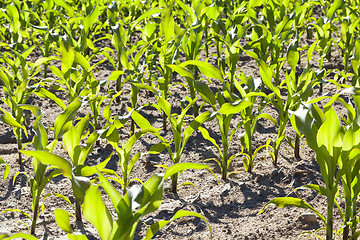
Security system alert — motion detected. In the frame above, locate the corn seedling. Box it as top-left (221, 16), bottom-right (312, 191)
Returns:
top-left (259, 38), bottom-right (317, 165)
top-left (55, 164), bottom-right (212, 239)
top-left (1, 105), bottom-right (60, 235)
top-left (260, 90), bottom-right (360, 240)
top-left (232, 76), bottom-right (277, 172)
top-left (21, 100), bottom-right (110, 222)
top-left (132, 97), bottom-right (215, 193)
top-left (0, 46), bottom-right (54, 165)
top-left (168, 60), bottom-right (223, 119)
top-left (194, 80), bottom-right (253, 178)
top-left (105, 123), bottom-right (159, 194)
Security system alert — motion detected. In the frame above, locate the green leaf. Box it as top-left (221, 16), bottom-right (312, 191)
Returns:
top-left (297, 184), bottom-right (327, 196)
top-left (194, 81), bottom-right (216, 108)
top-left (287, 40), bottom-right (299, 71)
top-left (68, 234), bottom-right (88, 240)
top-left (54, 0), bottom-right (74, 16)
top-left (289, 105), bottom-right (319, 151)
top-left (2, 233), bottom-right (39, 240)
top-left (54, 209), bottom-right (73, 233)
top-left (110, 173), bottom-right (165, 239)
top-left (145, 210), bottom-right (212, 240)
top-left (183, 111), bottom-right (214, 147)
top-left (127, 173), bottom-right (164, 212)
top-left (86, 3), bottom-right (100, 30)
top-left (63, 125), bottom-right (81, 165)
top-left (317, 107), bottom-right (342, 157)
top-left (73, 152), bottom-right (112, 177)
top-left (257, 113), bottom-right (277, 125)
top-left (60, 35), bottom-right (75, 74)
top-left (157, 97), bottom-right (171, 118)
top-left (0, 157), bottom-right (10, 181)
top-left (71, 175), bottom-right (91, 202)
top-left (198, 127), bottom-right (222, 157)
top-left (107, 70), bottom-right (125, 81)
top-left (161, 6), bottom-right (175, 42)
top-left (0, 107), bottom-right (25, 130)
top-left (33, 56), bottom-right (59, 70)
top-left (1, 209), bottom-right (32, 221)
top-left (167, 65), bottom-right (193, 79)
top-left (219, 100), bottom-right (252, 115)
top-left (180, 60), bottom-right (223, 81)
top-left (164, 163), bottom-right (211, 180)
top-left (20, 150), bottom-right (72, 178)
top-left (54, 100), bottom-right (82, 139)
top-left (98, 171), bottom-right (122, 215)
top-left (19, 105), bottom-right (42, 119)
top-left (259, 60), bottom-right (274, 91)
top-left (149, 142), bottom-right (168, 155)
top-left (83, 186), bottom-right (113, 240)
top-left (34, 88), bottom-right (67, 110)
top-left (327, 0), bottom-right (343, 19)
top-left (129, 107), bottom-right (160, 134)
top-left (131, 8), bottom-right (163, 29)
top-left (248, 0), bottom-right (264, 8)
top-left (75, 114), bottom-right (89, 136)
top-left (258, 197), bottom-right (325, 223)
top-left (74, 51), bottom-right (90, 71)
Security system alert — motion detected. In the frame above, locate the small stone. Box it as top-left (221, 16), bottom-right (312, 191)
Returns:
top-left (270, 169), bottom-right (278, 178)
top-left (299, 213), bottom-right (317, 224)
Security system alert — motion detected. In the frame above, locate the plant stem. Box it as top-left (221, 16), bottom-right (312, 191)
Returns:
top-left (351, 201), bottom-right (357, 237)
top-left (75, 200), bottom-right (82, 222)
top-left (31, 198), bottom-right (39, 235)
top-left (162, 111), bottom-right (167, 131)
top-left (44, 63), bottom-right (48, 78)
top-left (222, 147), bottom-right (228, 180)
top-left (326, 197), bottom-right (334, 240)
top-left (295, 133), bottom-right (300, 159)
top-left (130, 119), bottom-right (135, 136)
top-left (204, 18), bottom-right (209, 58)
top-left (16, 128), bottom-right (23, 165)
top-left (273, 148), bottom-right (279, 167)
top-left (116, 75), bottom-right (122, 103)
top-left (171, 173), bottom-right (178, 193)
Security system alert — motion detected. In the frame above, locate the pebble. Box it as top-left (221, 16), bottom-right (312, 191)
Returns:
top-left (270, 169), bottom-right (278, 178)
top-left (299, 212), bottom-right (317, 224)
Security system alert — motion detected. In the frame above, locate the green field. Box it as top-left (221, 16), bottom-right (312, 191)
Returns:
top-left (0, 0), bottom-right (359, 239)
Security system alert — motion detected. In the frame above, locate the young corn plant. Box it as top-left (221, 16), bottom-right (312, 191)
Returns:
top-left (1, 105), bottom-right (59, 235)
top-left (55, 165), bottom-right (212, 240)
top-left (232, 76), bottom-right (277, 172)
top-left (311, 1), bottom-right (343, 91)
top-left (104, 123), bottom-right (159, 194)
top-left (194, 81), bottom-right (252, 178)
top-left (0, 46), bottom-right (55, 165)
top-left (260, 91), bottom-right (360, 240)
top-left (168, 60), bottom-right (223, 118)
top-left (22, 106), bottom-right (59, 235)
top-left (49, 35), bottom-right (105, 102)
top-left (259, 39), bottom-right (317, 165)
top-left (3, 3), bottom-right (28, 50)
top-left (21, 100), bottom-right (110, 222)
top-left (132, 97), bottom-right (215, 193)
top-left (337, 5), bottom-right (360, 75)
